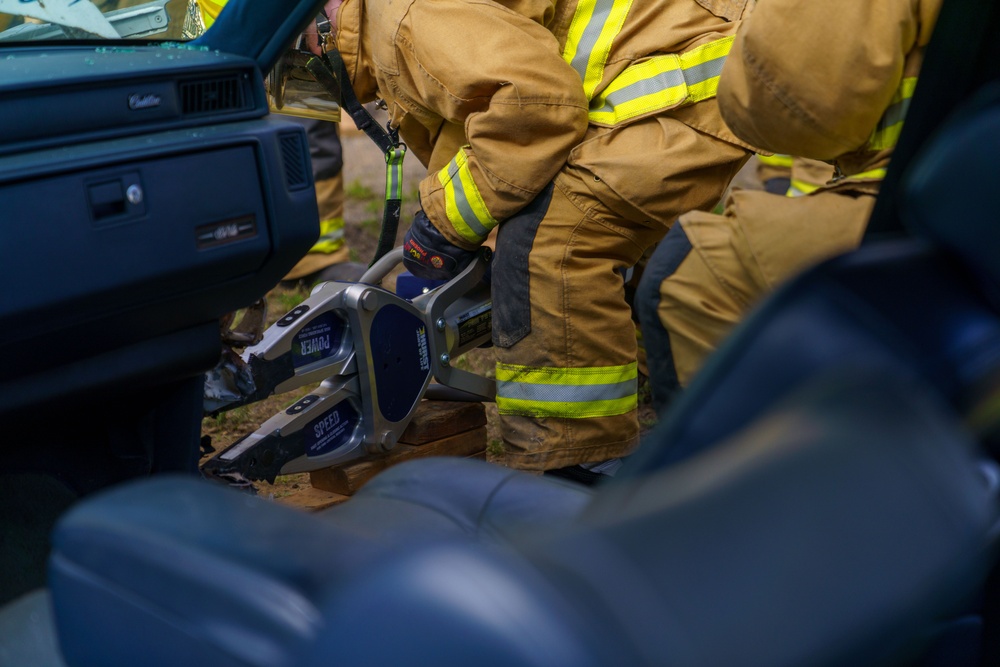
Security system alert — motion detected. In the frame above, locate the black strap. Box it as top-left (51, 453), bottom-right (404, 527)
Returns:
top-left (306, 51), bottom-right (405, 267)
top-left (314, 50), bottom-right (398, 154)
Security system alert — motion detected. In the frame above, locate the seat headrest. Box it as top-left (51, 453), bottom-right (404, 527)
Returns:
top-left (900, 83), bottom-right (1000, 300)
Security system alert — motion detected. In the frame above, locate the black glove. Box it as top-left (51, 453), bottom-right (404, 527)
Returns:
top-left (402, 210), bottom-right (477, 281)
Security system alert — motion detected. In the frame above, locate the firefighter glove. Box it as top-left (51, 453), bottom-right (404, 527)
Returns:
top-left (402, 211), bottom-right (476, 281)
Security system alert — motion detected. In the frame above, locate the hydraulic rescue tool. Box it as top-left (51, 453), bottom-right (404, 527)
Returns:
top-left (201, 247), bottom-right (495, 484)
top-left (199, 23), bottom-right (494, 485)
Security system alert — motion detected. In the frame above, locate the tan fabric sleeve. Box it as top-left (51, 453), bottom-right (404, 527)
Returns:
top-left (662, 185), bottom-right (876, 383)
top-left (791, 158), bottom-right (836, 191)
top-left (681, 185), bottom-right (876, 297)
top-left (335, 0), bottom-right (379, 103)
top-left (397, 0), bottom-right (589, 247)
top-left (727, 187), bottom-right (875, 287)
top-left (717, 0), bottom-right (925, 160)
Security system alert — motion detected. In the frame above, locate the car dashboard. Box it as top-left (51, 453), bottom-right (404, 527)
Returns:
top-left (0, 44), bottom-right (318, 418)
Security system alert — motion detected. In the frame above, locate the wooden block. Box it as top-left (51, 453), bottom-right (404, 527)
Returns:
top-left (310, 425), bottom-right (487, 496)
top-left (273, 486), bottom-right (350, 511)
top-left (399, 400), bottom-right (487, 445)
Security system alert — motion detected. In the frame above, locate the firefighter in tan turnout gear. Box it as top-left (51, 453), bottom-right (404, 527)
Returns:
top-left (324, 0), bottom-right (756, 479)
top-left (636, 0), bottom-right (941, 410)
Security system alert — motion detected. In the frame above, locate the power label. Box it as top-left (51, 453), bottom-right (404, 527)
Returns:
top-left (457, 301), bottom-right (492, 347)
top-left (291, 312), bottom-right (344, 369)
top-left (304, 401), bottom-right (360, 457)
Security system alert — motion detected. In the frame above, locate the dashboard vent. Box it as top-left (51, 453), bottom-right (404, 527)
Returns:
top-left (180, 75), bottom-right (248, 115)
top-left (279, 131), bottom-right (311, 191)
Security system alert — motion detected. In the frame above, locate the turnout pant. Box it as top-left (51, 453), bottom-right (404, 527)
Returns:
top-left (492, 116), bottom-right (749, 470)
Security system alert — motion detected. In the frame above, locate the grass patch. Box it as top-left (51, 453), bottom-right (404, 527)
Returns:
top-left (486, 438), bottom-right (505, 459)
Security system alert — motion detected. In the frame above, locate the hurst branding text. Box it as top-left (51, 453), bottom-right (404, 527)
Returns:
top-left (416, 326), bottom-right (429, 371)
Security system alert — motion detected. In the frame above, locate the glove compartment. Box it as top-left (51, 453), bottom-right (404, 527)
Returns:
top-left (0, 119), bottom-right (319, 412)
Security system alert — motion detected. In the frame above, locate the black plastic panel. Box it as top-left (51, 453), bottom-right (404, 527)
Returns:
top-left (0, 46), bottom-right (267, 158)
top-left (0, 117), bottom-right (319, 412)
top-left (4, 144), bottom-right (267, 332)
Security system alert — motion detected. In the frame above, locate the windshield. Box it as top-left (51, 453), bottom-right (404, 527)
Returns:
top-left (0, 0), bottom-right (202, 43)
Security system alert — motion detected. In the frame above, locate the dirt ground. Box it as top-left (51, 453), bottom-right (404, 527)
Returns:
top-left (201, 116), bottom-right (761, 498)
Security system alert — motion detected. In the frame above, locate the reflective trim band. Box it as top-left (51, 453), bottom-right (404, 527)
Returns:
top-left (868, 76), bottom-right (918, 151)
top-left (385, 146), bottom-right (406, 200)
top-left (436, 149), bottom-right (498, 245)
top-left (757, 153), bottom-right (794, 169)
top-left (589, 36), bottom-right (734, 126)
top-left (311, 217), bottom-right (345, 253)
top-left (562, 0), bottom-right (729, 124)
top-left (847, 168), bottom-right (888, 181)
top-left (786, 178), bottom-right (822, 197)
top-left (563, 0), bottom-right (634, 99)
top-left (495, 362), bottom-right (638, 419)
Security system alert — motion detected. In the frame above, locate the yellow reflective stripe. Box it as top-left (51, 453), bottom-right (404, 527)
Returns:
top-left (868, 76), bottom-right (918, 151)
top-left (310, 217), bottom-right (345, 253)
top-left (680, 36), bottom-right (733, 101)
top-left (436, 149), bottom-right (498, 245)
top-left (496, 362), bottom-right (637, 385)
top-left (495, 362), bottom-right (638, 419)
top-left (589, 55), bottom-right (687, 125)
top-left (847, 168), bottom-right (888, 181)
top-left (588, 36), bottom-right (734, 126)
top-left (757, 153), bottom-right (794, 169)
top-left (564, 0), bottom-right (634, 100)
top-left (385, 146), bottom-right (405, 200)
top-left (786, 178), bottom-right (822, 197)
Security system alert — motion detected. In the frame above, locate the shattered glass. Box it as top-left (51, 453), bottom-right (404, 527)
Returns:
top-left (0, 0), bottom-right (196, 42)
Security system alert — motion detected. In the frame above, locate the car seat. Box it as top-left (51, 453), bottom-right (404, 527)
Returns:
top-left (7, 0), bottom-right (1000, 664)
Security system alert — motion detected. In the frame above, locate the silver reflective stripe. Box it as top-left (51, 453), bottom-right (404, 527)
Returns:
top-left (588, 36), bottom-right (734, 125)
top-left (683, 56), bottom-right (727, 86)
top-left (497, 377), bottom-right (638, 403)
top-left (569, 0), bottom-right (614, 83)
top-left (879, 95), bottom-right (911, 133)
top-left (592, 54), bottom-right (726, 116)
top-left (445, 159), bottom-right (491, 239)
top-left (592, 69), bottom-right (683, 117)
